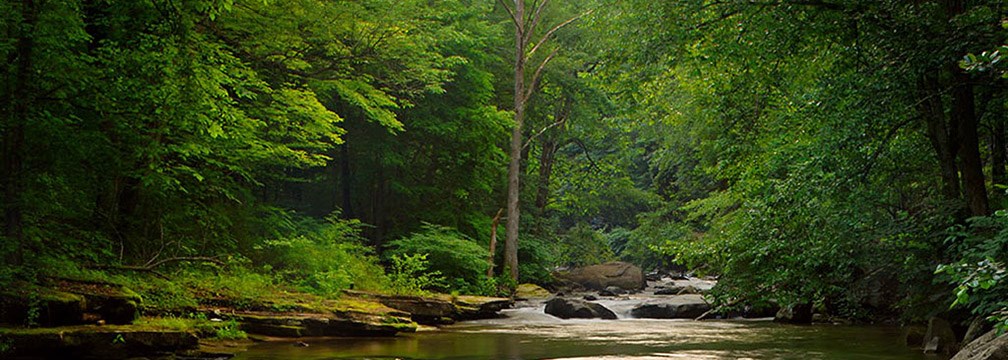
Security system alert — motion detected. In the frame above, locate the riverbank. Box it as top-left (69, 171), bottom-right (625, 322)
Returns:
top-left (0, 276), bottom-right (511, 359)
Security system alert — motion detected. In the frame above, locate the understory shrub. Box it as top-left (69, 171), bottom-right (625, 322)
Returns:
top-left (385, 224), bottom-right (490, 294)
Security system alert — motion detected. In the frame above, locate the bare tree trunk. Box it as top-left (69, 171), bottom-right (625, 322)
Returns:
top-left (3, 0), bottom-right (37, 265)
top-left (535, 139), bottom-right (558, 213)
top-left (340, 143), bottom-right (353, 218)
top-left (919, 73), bottom-right (962, 201)
top-left (488, 208), bottom-right (503, 278)
top-left (504, 0), bottom-right (526, 283)
top-left (952, 68), bottom-right (989, 216)
top-left (990, 102), bottom-right (1006, 188)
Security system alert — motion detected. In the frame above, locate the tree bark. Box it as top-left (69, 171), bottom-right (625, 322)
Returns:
top-left (504, 0), bottom-right (526, 283)
top-left (952, 68), bottom-right (990, 216)
top-left (919, 73), bottom-right (961, 201)
top-left (990, 107), bottom-right (1006, 188)
top-left (535, 139), bottom-right (558, 213)
top-left (487, 208), bottom-right (503, 278)
top-left (340, 143), bottom-right (353, 218)
top-left (3, 0), bottom-right (37, 265)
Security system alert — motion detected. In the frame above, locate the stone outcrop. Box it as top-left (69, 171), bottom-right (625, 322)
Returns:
top-left (352, 292), bottom-right (512, 325)
top-left (952, 329), bottom-right (1008, 360)
top-left (514, 283), bottom-right (552, 299)
top-left (232, 310), bottom-right (415, 337)
top-left (0, 326), bottom-right (199, 359)
top-left (0, 280), bottom-right (140, 327)
top-left (555, 262), bottom-right (645, 291)
top-left (544, 298), bottom-right (617, 320)
top-left (630, 295), bottom-right (711, 319)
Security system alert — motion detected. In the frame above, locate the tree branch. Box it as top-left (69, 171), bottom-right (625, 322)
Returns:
top-left (527, 9), bottom-right (592, 59)
top-left (88, 256), bottom-right (225, 273)
top-left (524, 0), bottom-right (552, 45)
top-left (496, 0), bottom-right (521, 30)
top-left (524, 48), bottom-right (558, 103)
top-left (570, 138), bottom-right (601, 172)
top-left (523, 117), bottom-right (567, 151)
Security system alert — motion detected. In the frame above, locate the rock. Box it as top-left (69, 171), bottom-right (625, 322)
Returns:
top-left (555, 262), bottom-right (645, 291)
top-left (364, 292), bottom-right (512, 325)
top-left (774, 303), bottom-right (813, 324)
top-left (583, 295), bottom-right (598, 301)
top-left (604, 286), bottom-right (626, 296)
top-left (451, 295), bottom-right (513, 321)
top-left (951, 329), bottom-right (1008, 360)
top-left (630, 295), bottom-right (711, 319)
top-left (544, 298), bottom-right (617, 320)
top-left (654, 285), bottom-right (703, 295)
top-left (234, 311), bottom-right (416, 337)
top-left (374, 295), bottom-right (458, 325)
top-left (1, 280), bottom-right (140, 326)
top-left (924, 317), bottom-right (959, 355)
top-left (515, 283), bottom-right (552, 299)
top-left (0, 326), bottom-right (199, 359)
top-left (598, 289), bottom-right (616, 297)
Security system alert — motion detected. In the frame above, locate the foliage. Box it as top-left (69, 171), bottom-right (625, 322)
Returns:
top-left (387, 253), bottom-right (445, 296)
top-left (252, 215), bottom-right (386, 296)
top-left (385, 224), bottom-right (489, 294)
top-left (214, 319), bottom-right (247, 340)
top-left (557, 223), bottom-right (613, 268)
top-left (937, 212), bottom-right (1008, 331)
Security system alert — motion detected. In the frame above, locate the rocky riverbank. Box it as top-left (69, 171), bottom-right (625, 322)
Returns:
top-left (0, 279), bottom-right (511, 359)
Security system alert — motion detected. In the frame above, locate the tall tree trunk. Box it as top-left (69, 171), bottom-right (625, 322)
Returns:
top-left (535, 139), bottom-right (558, 213)
top-left (340, 143), bottom-right (353, 218)
top-left (3, 0), bottom-right (37, 265)
top-left (952, 68), bottom-right (990, 216)
top-left (919, 73), bottom-right (961, 201)
top-left (990, 101), bottom-right (1006, 188)
top-left (504, 0), bottom-right (526, 283)
top-left (487, 208), bottom-right (503, 278)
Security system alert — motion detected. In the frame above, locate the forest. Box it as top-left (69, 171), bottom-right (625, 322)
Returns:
top-left (1, 0), bottom-right (1008, 357)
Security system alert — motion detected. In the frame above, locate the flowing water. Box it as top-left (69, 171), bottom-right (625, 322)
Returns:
top-left (232, 303), bottom-right (946, 360)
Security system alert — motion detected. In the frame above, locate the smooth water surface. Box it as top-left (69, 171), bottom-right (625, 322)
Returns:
top-left (232, 305), bottom-right (944, 360)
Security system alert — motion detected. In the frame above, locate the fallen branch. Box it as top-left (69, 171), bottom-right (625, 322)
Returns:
top-left (88, 256), bottom-right (225, 275)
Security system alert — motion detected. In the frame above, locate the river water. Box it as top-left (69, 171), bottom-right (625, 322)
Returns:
top-left (232, 303), bottom-right (946, 360)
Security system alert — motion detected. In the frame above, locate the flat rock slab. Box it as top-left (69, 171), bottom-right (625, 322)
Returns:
top-left (344, 291), bottom-right (512, 325)
top-left (0, 325), bottom-right (198, 359)
top-left (229, 309), bottom-right (416, 338)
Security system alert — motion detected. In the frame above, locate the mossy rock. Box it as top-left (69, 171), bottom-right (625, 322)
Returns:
top-left (0, 325), bottom-right (198, 359)
top-left (514, 283), bottom-right (552, 299)
top-left (0, 289), bottom-right (86, 327)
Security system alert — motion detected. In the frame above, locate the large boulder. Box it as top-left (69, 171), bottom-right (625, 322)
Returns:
top-left (924, 317), bottom-right (959, 355)
top-left (630, 295), bottom-right (711, 319)
top-left (556, 262), bottom-right (645, 291)
top-left (544, 298), bottom-right (617, 320)
top-left (952, 329), bottom-right (1008, 360)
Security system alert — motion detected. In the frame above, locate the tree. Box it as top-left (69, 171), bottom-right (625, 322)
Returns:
top-left (497, 0), bottom-right (587, 282)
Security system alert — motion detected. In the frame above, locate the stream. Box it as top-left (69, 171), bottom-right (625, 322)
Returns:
top-left (233, 278), bottom-right (947, 360)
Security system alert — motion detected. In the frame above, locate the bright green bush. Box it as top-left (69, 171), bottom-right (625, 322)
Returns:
top-left (937, 212), bottom-right (1008, 332)
top-left (387, 253), bottom-right (445, 295)
top-left (252, 216), bottom-right (387, 296)
top-left (385, 224), bottom-right (489, 294)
